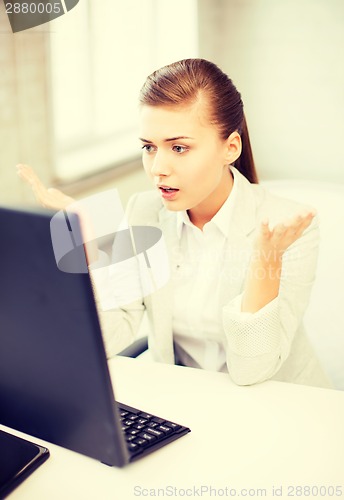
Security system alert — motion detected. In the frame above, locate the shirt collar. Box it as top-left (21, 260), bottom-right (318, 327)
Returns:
top-left (176, 166), bottom-right (238, 239)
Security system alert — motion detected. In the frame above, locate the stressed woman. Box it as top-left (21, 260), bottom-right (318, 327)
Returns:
top-left (17, 58), bottom-right (331, 388)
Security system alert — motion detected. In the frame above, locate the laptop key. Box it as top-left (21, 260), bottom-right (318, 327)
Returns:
top-left (152, 417), bottom-right (165, 424)
top-left (167, 422), bottom-right (181, 431)
top-left (137, 418), bottom-right (148, 424)
top-left (134, 423), bottom-right (146, 430)
top-left (138, 432), bottom-right (157, 442)
top-left (138, 412), bottom-right (153, 419)
top-left (123, 420), bottom-right (135, 426)
top-left (157, 425), bottom-right (173, 434)
top-left (146, 428), bottom-right (164, 438)
top-left (134, 438), bottom-right (148, 447)
top-left (147, 421), bottom-right (159, 428)
top-left (128, 428), bottom-right (140, 435)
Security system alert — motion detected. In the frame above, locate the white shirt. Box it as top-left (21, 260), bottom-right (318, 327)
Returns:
top-left (172, 167), bottom-right (238, 371)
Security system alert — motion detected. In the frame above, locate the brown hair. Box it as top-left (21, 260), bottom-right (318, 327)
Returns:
top-left (139, 58), bottom-right (258, 184)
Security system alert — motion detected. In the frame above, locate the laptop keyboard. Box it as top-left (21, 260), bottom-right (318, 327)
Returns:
top-left (118, 402), bottom-right (190, 459)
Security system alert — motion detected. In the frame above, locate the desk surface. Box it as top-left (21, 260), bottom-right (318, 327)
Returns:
top-left (2, 357), bottom-right (344, 500)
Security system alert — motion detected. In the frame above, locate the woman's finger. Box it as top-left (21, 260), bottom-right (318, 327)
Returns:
top-left (289, 211), bottom-right (315, 235)
top-left (17, 164), bottom-right (41, 185)
top-left (260, 219), bottom-right (271, 237)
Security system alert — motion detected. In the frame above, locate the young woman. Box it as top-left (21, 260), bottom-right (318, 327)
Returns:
top-left (17, 58), bottom-right (331, 388)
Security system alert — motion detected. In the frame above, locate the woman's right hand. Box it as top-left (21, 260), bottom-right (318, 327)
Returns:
top-left (17, 164), bottom-right (100, 264)
top-left (16, 163), bottom-right (75, 210)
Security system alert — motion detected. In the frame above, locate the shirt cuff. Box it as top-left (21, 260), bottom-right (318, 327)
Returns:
top-left (223, 294), bottom-right (280, 357)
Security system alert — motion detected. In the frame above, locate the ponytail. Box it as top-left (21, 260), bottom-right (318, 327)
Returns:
top-left (235, 115), bottom-right (258, 184)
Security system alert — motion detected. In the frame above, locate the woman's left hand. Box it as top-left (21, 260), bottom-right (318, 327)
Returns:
top-left (242, 210), bottom-right (316, 313)
top-left (254, 210), bottom-right (316, 261)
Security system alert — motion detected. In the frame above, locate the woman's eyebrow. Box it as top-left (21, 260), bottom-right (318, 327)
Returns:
top-left (165, 136), bottom-right (195, 142)
top-left (139, 136), bottom-right (195, 143)
top-left (139, 138), bottom-right (153, 143)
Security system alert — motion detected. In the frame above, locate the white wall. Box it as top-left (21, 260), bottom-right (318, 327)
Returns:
top-left (199, 0), bottom-right (344, 182)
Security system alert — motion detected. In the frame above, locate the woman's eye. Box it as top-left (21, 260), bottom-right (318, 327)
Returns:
top-left (141, 144), bottom-right (156, 153)
top-left (172, 145), bottom-right (188, 154)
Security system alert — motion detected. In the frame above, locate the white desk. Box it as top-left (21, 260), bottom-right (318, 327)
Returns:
top-left (2, 356), bottom-right (344, 500)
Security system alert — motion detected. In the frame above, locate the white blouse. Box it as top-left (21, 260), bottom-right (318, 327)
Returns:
top-left (172, 168), bottom-right (238, 371)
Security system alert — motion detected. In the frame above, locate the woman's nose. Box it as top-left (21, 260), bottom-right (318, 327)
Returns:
top-left (150, 152), bottom-right (171, 177)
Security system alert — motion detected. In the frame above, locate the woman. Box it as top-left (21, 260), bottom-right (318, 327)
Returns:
top-left (17, 58), bottom-right (331, 388)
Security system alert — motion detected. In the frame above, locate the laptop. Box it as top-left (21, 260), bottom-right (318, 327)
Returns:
top-left (0, 205), bottom-right (190, 467)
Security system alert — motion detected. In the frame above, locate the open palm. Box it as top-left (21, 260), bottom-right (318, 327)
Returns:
top-left (17, 164), bottom-right (75, 210)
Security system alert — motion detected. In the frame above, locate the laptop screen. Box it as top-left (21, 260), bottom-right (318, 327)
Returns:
top-left (0, 206), bottom-right (129, 466)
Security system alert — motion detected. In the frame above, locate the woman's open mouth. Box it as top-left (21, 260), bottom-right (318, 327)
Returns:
top-left (158, 186), bottom-right (179, 200)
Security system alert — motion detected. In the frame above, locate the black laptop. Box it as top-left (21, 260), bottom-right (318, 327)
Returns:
top-left (0, 205), bottom-right (190, 467)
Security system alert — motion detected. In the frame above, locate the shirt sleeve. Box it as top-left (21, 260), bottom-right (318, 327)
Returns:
top-left (222, 216), bottom-right (320, 385)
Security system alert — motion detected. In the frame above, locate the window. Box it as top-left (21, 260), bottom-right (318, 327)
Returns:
top-left (48, 0), bottom-right (198, 182)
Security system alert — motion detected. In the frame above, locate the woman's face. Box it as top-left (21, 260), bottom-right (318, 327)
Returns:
top-left (139, 100), bottom-right (240, 224)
